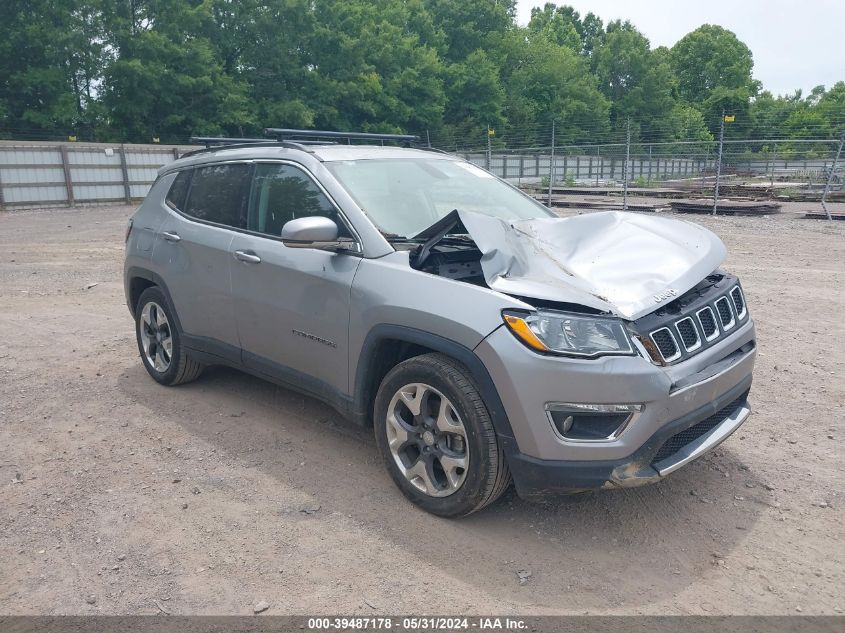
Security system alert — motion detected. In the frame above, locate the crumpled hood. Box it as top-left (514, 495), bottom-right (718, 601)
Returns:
top-left (458, 210), bottom-right (726, 320)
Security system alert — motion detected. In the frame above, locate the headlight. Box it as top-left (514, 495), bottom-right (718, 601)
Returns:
top-left (502, 309), bottom-right (635, 358)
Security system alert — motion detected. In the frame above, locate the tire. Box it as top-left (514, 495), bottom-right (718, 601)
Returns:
top-left (373, 353), bottom-right (511, 517)
top-left (135, 286), bottom-right (203, 386)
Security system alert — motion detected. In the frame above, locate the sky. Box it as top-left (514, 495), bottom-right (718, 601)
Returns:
top-left (515, 0), bottom-right (844, 97)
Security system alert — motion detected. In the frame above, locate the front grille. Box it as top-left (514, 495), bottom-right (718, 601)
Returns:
top-left (715, 296), bottom-right (735, 329)
top-left (676, 317), bottom-right (700, 351)
top-left (638, 279), bottom-right (749, 365)
top-left (652, 391), bottom-right (749, 464)
top-left (697, 307), bottom-right (718, 341)
top-left (731, 286), bottom-right (746, 318)
top-left (650, 328), bottom-right (680, 361)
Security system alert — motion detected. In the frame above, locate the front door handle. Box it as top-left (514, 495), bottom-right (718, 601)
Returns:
top-left (162, 231), bottom-right (181, 242)
top-left (234, 250), bottom-right (262, 264)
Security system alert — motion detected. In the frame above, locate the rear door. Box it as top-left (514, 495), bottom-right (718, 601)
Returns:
top-left (229, 161), bottom-right (362, 396)
top-left (154, 163), bottom-right (251, 351)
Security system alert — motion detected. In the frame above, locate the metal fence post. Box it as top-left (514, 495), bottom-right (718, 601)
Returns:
top-left (59, 145), bottom-right (74, 207)
top-left (486, 125), bottom-right (491, 171)
top-left (596, 146), bottom-right (601, 185)
top-left (623, 119), bottom-right (631, 210)
top-left (0, 162), bottom-right (6, 211)
top-left (713, 110), bottom-right (726, 216)
top-left (769, 143), bottom-right (777, 188)
top-left (648, 145), bottom-right (653, 183)
top-left (821, 131), bottom-right (844, 221)
top-left (119, 144), bottom-right (131, 203)
top-left (548, 120), bottom-right (555, 206)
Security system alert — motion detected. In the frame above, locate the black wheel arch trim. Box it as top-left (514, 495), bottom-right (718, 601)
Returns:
top-left (352, 324), bottom-right (517, 444)
top-left (125, 266), bottom-right (183, 329)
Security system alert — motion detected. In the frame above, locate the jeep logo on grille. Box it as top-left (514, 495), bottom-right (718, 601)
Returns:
top-left (653, 288), bottom-right (679, 303)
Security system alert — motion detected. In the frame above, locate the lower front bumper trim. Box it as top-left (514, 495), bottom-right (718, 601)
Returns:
top-left (653, 404), bottom-right (751, 476)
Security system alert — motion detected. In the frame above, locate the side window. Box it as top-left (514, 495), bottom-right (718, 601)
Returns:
top-left (248, 163), bottom-right (350, 238)
top-left (165, 170), bottom-right (191, 211)
top-left (184, 163), bottom-right (250, 228)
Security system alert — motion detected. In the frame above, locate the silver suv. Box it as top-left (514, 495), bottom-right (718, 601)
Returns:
top-left (124, 131), bottom-right (756, 517)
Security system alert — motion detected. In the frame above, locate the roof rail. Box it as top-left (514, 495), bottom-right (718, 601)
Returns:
top-left (265, 128), bottom-right (418, 145)
top-left (190, 136), bottom-right (267, 146)
top-left (182, 136), bottom-right (333, 158)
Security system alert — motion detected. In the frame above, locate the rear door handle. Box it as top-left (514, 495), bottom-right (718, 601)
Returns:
top-left (234, 250), bottom-right (261, 264)
top-left (162, 231), bottom-right (181, 242)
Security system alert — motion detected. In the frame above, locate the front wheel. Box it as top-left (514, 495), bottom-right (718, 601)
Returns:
top-left (374, 353), bottom-right (511, 517)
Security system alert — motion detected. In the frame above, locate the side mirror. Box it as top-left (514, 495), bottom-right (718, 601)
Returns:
top-left (281, 216), bottom-right (358, 252)
top-left (281, 216), bottom-right (338, 242)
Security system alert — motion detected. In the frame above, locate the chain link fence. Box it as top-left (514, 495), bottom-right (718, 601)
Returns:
top-left (1, 125), bottom-right (843, 217)
top-left (425, 123), bottom-right (845, 219)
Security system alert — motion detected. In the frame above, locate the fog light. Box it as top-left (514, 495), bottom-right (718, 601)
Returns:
top-left (546, 403), bottom-right (643, 442)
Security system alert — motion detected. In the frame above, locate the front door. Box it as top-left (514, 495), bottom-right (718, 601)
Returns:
top-left (229, 162), bottom-right (361, 396)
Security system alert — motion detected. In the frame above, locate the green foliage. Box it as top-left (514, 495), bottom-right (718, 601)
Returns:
top-left (670, 25), bottom-right (759, 105)
top-left (99, 0), bottom-right (252, 142)
top-left (0, 0), bottom-right (105, 137)
top-left (0, 1), bottom-right (840, 147)
top-left (592, 21), bottom-right (679, 136)
top-left (528, 4), bottom-right (582, 51)
top-left (502, 30), bottom-right (609, 144)
top-left (669, 24), bottom-right (762, 135)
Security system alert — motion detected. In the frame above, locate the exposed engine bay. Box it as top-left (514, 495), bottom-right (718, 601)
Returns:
top-left (405, 209), bottom-right (728, 321)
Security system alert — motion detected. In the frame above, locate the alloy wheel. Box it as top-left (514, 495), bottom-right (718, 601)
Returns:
top-left (139, 301), bottom-right (172, 373)
top-left (385, 383), bottom-right (469, 497)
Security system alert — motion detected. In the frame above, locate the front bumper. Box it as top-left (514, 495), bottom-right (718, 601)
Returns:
top-left (475, 317), bottom-right (756, 499)
top-left (505, 377), bottom-right (751, 499)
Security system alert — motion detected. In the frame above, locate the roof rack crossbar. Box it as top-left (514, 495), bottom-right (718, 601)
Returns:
top-left (264, 128), bottom-right (418, 143)
top-left (182, 136), bottom-right (339, 158)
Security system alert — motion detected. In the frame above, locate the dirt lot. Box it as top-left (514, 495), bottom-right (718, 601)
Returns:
top-left (1, 203), bottom-right (843, 616)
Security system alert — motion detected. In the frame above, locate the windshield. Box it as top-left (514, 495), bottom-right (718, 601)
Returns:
top-left (325, 158), bottom-right (552, 238)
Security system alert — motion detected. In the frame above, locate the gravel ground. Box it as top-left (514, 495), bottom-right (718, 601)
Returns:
top-left (0, 203), bottom-right (843, 616)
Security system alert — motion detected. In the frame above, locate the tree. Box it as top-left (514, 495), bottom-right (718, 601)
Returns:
top-left (670, 25), bottom-right (758, 103)
top-left (422, 0), bottom-right (515, 62)
top-left (670, 24), bottom-right (759, 130)
top-left (443, 50), bottom-right (506, 139)
top-left (502, 31), bottom-right (609, 144)
top-left (528, 3), bottom-right (582, 51)
top-left (816, 82), bottom-right (845, 131)
top-left (308, 0), bottom-right (446, 131)
top-left (100, 1), bottom-right (251, 142)
top-left (592, 22), bottom-right (676, 134)
top-left (0, 0), bottom-right (105, 138)
top-left (580, 12), bottom-right (605, 58)
top-left (209, 0), bottom-right (319, 131)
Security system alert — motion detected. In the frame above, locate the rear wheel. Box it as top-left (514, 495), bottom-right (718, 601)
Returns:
top-left (374, 353), bottom-right (510, 517)
top-left (135, 287), bottom-right (203, 386)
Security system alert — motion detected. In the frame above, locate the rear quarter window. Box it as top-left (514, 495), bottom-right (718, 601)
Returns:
top-left (165, 170), bottom-right (191, 211)
top-left (183, 163), bottom-right (250, 228)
